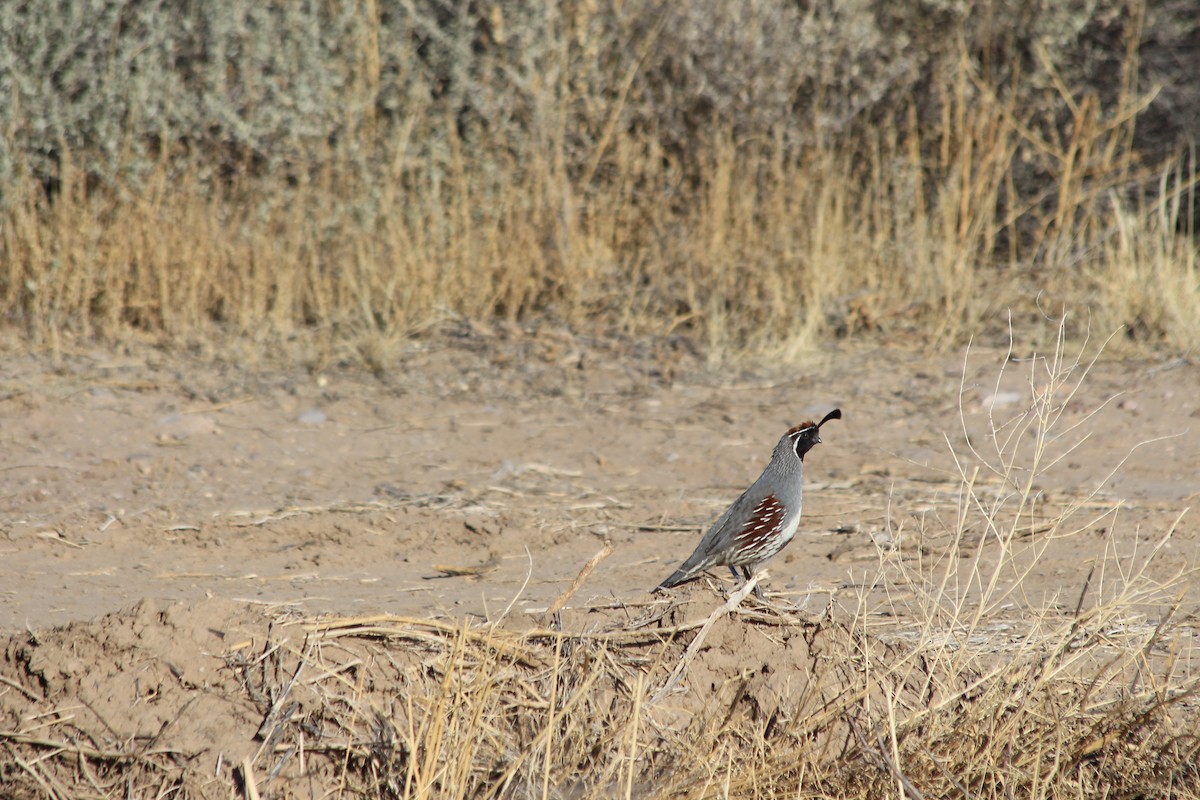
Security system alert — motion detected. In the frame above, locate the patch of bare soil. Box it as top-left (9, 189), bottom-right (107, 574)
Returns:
top-left (1, 327), bottom-right (1197, 797)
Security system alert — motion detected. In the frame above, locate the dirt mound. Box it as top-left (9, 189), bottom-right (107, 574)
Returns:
top-left (1, 599), bottom-right (271, 796)
top-left (3, 576), bottom-right (1197, 797)
top-left (0, 592), bottom-right (950, 798)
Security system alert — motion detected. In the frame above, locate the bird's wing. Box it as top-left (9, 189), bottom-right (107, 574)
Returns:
top-left (686, 482), bottom-right (772, 563)
top-left (728, 493), bottom-right (786, 553)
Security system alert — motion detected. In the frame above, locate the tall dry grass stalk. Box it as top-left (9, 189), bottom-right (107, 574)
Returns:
top-left (2, 1), bottom-right (1197, 364)
top-left (1089, 166), bottom-right (1200, 351)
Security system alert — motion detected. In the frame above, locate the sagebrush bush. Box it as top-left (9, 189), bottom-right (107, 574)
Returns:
top-left (1, 0), bottom-right (1197, 359)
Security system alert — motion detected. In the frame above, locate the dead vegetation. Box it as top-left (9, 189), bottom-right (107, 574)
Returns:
top-left (1, 1), bottom-right (1199, 365)
top-left (1, 562), bottom-right (1194, 799)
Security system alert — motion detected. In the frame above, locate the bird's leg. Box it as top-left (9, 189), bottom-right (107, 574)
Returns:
top-left (723, 566), bottom-right (743, 599)
top-left (740, 566), bottom-right (765, 601)
top-left (704, 566), bottom-right (738, 598)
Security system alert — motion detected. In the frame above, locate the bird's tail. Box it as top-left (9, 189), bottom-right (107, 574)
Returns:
top-left (654, 562), bottom-right (705, 592)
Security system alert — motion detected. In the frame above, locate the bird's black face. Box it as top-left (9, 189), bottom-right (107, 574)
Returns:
top-left (790, 426), bottom-right (821, 460)
top-left (787, 408), bottom-right (841, 461)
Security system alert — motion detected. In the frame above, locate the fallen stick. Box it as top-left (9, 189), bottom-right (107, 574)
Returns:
top-left (649, 572), bottom-right (761, 705)
top-left (431, 552), bottom-right (500, 578)
top-left (239, 757), bottom-right (261, 800)
top-left (544, 539), bottom-right (614, 622)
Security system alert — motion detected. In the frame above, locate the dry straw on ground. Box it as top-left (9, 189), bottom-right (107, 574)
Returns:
top-left (1, 326), bottom-right (1196, 798)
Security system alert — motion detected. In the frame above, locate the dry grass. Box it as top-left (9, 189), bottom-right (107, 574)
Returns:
top-left (1, 1), bottom-right (1198, 366)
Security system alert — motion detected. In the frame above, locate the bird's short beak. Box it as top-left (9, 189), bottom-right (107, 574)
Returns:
top-left (815, 433), bottom-right (822, 445)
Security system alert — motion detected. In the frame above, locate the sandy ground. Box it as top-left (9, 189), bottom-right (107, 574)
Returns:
top-left (3, 329), bottom-right (1196, 628)
top-left (1, 326), bottom-right (1197, 795)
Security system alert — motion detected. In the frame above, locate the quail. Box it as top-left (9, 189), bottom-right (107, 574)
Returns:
top-left (655, 408), bottom-right (842, 598)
